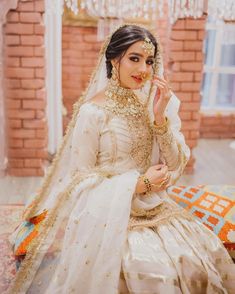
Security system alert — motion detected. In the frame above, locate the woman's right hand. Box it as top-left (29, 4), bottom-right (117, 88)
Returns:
top-left (135, 164), bottom-right (169, 194)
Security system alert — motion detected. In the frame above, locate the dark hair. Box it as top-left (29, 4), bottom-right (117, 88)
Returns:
top-left (105, 25), bottom-right (158, 78)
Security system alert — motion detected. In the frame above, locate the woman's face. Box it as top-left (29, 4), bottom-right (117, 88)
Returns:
top-left (113, 40), bottom-right (155, 90)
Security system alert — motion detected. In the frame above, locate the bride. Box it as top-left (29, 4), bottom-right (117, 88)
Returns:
top-left (9, 24), bottom-right (234, 294)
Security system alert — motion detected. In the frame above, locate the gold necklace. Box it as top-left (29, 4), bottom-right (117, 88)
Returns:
top-left (104, 82), bottom-right (153, 171)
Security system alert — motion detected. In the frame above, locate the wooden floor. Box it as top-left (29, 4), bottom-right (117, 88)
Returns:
top-left (0, 139), bottom-right (235, 205)
top-left (179, 139), bottom-right (235, 186)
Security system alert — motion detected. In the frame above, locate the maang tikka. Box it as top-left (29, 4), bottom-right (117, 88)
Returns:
top-left (142, 37), bottom-right (155, 56)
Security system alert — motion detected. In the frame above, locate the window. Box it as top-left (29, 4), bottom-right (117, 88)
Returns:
top-left (202, 19), bottom-right (235, 110)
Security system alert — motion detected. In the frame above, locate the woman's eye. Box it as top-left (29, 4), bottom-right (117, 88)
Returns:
top-left (129, 56), bottom-right (139, 62)
top-left (146, 59), bottom-right (154, 65)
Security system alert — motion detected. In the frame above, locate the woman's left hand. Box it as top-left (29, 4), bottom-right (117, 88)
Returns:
top-left (152, 75), bottom-right (172, 124)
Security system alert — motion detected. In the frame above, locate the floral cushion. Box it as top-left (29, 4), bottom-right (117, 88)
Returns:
top-left (168, 185), bottom-right (235, 258)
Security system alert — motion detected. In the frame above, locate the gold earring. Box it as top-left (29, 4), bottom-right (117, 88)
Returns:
top-left (111, 66), bottom-right (118, 85)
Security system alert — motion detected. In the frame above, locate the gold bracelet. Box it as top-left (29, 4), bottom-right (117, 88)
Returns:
top-left (139, 175), bottom-right (152, 193)
top-left (151, 174), bottom-right (170, 189)
top-left (153, 117), bottom-right (169, 135)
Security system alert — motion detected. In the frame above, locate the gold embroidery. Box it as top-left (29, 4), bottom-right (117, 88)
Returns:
top-left (104, 82), bottom-right (153, 171)
top-left (129, 201), bottom-right (194, 230)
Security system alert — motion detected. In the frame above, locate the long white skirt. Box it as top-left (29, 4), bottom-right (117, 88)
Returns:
top-left (119, 217), bottom-right (235, 294)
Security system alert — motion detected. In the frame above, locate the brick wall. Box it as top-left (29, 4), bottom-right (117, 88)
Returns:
top-left (170, 17), bottom-right (206, 173)
top-left (200, 113), bottom-right (235, 138)
top-left (4, 0), bottom-right (47, 176)
top-left (62, 26), bottom-right (102, 126)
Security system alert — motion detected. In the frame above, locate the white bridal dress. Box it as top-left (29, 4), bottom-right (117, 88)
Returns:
top-left (10, 99), bottom-right (235, 294)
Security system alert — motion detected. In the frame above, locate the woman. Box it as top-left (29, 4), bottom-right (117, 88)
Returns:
top-left (9, 24), bottom-right (234, 294)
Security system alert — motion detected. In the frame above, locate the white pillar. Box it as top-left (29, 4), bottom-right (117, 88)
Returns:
top-left (0, 0), bottom-right (19, 177)
top-left (45, 0), bottom-right (63, 155)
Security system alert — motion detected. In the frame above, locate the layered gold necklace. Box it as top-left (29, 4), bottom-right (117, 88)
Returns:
top-left (104, 81), bottom-right (153, 171)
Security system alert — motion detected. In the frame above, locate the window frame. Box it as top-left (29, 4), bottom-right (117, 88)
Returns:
top-left (202, 20), bottom-right (235, 112)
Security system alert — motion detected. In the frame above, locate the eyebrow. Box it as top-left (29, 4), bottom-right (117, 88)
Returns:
top-left (128, 52), bottom-right (154, 58)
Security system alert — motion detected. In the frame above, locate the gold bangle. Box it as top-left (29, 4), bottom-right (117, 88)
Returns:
top-left (153, 117), bottom-right (169, 135)
top-left (151, 174), bottom-right (170, 189)
top-left (139, 175), bottom-right (152, 193)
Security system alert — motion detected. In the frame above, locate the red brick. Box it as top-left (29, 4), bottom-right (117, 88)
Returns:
top-left (171, 72), bottom-right (193, 82)
top-left (35, 88), bottom-right (46, 99)
top-left (37, 168), bottom-right (45, 176)
top-left (169, 61), bottom-right (180, 72)
top-left (8, 109), bottom-right (35, 119)
top-left (192, 112), bottom-right (200, 120)
top-left (196, 52), bottom-right (204, 61)
top-left (5, 23), bottom-right (34, 35)
top-left (170, 51), bottom-right (195, 61)
top-left (7, 12), bottom-right (19, 23)
top-left (63, 65), bottom-right (83, 74)
top-left (10, 129), bottom-right (35, 139)
top-left (171, 30), bottom-right (197, 40)
top-left (8, 139), bottom-right (24, 148)
top-left (35, 0), bottom-right (45, 12)
top-left (202, 116), bottom-right (219, 125)
top-left (24, 139), bottom-right (46, 148)
top-left (36, 129), bottom-right (47, 139)
top-left (170, 82), bottom-right (181, 91)
top-left (36, 110), bottom-right (45, 119)
top-left (20, 12), bottom-right (41, 23)
top-left (6, 68), bottom-right (34, 78)
top-left (36, 150), bottom-right (48, 159)
top-left (184, 41), bottom-right (203, 51)
top-left (34, 24), bottom-right (45, 35)
top-left (8, 148), bottom-right (36, 158)
top-left (34, 47), bottom-right (45, 57)
top-left (21, 79), bottom-right (44, 89)
top-left (7, 46), bottom-right (34, 57)
top-left (182, 121), bottom-right (199, 131)
top-left (8, 159), bottom-right (24, 168)
top-left (190, 131), bottom-right (200, 139)
top-left (6, 99), bottom-right (21, 109)
top-left (35, 68), bottom-right (45, 78)
top-left (23, 119), bottom-right (46, 129)
top-left (5, 57), bottom-right (20, 67)
top-left (21, 35), bottom-right (44, 46)
top-left (22, 100), bottom-right (46, 109)
top-left (198, 30), bottom-right (205, 40)
top-left (17, 2), bottom-right (34, 12)
top-left (5, 35), bottom-right (20, 45)
top-left (222, 116), bottom-right (233, 125)
top-left (8, 119), bottom-right (22, 128)
top-left (192, 93), bottom-right (201, 102)
top-left (179, 111), bottom-right (191, 120)
top-left (83, 35), bottom-right (99, 43)
top-left (8, 168), bottom-right (38, 177)
top-left (5, 79), bottom-right (21, 89)
top-left (170, 40), bottom-right (184, 51)
top-left (24, 159), bottom-right (42, 167)
top-left (181, 102), bottom-right (200, 111)
top-left (195, 72), bottom-right (203, 82)
top-left (181, 62), bottom-right (203, 72)
top-left (21, 57), bottom-right (44, 67)
top-left (181, 82), bottom-right (201, 92)
top-left (92, 43), bottom-right (102, 51)
top-left (7, 89), bottom-right (35, 99)
top-left (176, 92), bottom-right (192, 102)
top-left (185, 19), bottom-right (206, 30)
